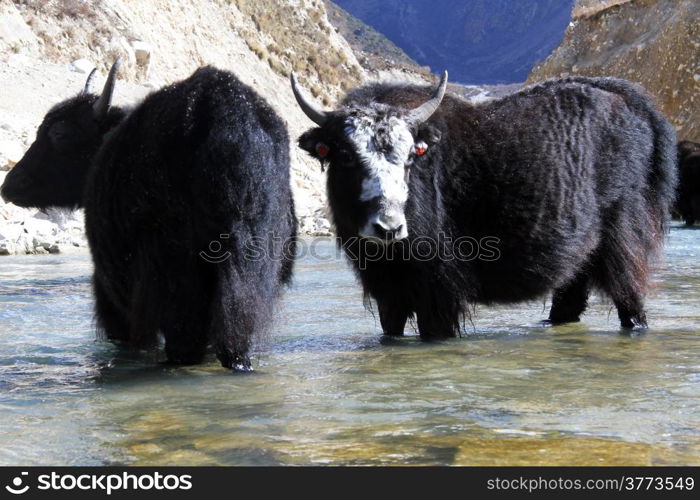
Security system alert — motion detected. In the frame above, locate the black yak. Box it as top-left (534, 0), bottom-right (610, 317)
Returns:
top-left (675, 140), bottom-right (700, 226)
top-left (291, 72), bottom-right (677, 335)
top-left (1, 62), bottom-right (296, 370)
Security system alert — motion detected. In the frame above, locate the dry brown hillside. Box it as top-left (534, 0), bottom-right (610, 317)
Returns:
top-left (1, 0), bottom-right (371, 246)
top-left (528, 0), bottom-right (699, 142)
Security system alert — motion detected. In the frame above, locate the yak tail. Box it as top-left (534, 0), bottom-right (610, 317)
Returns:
top-left (571, 77), bottom-right (678, 235)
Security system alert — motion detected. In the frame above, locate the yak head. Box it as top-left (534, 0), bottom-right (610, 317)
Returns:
top-left (292, 72), bottom-right (447, 243)
top-left (1, 60), bottom-right (123, 209)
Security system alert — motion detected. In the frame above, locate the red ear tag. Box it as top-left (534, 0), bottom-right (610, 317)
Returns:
top-left (415, 145), bottom-right (427, 156)
top-left (316, 142), bottom-right (330, 158)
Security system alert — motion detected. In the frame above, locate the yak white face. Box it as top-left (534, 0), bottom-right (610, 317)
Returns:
top-left (291, 70), bottom-right (448, 244)
top-left (345, 113), bottom-right (414, 242)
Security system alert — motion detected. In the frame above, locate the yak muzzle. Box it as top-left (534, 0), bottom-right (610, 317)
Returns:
top-left (1, 168), bottom-right (34, 206)
top-left (360, 211), bottom-right (408, 243)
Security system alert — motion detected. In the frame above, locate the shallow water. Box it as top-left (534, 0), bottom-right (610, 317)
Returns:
top-left (0, 229), bottom-right (699, 466)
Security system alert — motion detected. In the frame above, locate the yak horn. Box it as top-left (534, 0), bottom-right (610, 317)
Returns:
top-left (290, 72), bottom-right (329, 126)
top-left (407, 71), bottom-right (448, 125)
top-left (93, 59), bottom-right (122, 119)
top-left (83, 68), bottom-right (98, 94)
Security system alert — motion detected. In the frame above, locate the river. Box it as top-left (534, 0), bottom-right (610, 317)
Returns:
top-left (0, 230), bottom-right (698, 465)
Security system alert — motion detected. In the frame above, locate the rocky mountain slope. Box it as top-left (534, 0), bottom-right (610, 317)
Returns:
top-left (528, 0), bottom-right (699, 142)
top-left (0, 0), bottom-right (368, 254)
top-left (330, 0), bottom-right (574, 84)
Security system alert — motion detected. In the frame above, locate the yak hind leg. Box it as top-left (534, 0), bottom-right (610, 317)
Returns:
top-left (93, 277), bottom-right (130, 343)
top-left (160, 290), bottom-right (209, 365)
top-left (548, 273), bottom-right (590, 324)
top-left (212, 299), bottom-right (256, 372)
top-left (377, 297), bottom-right (410, 336)
top-left (163, 326), bottom-right (208, 366)
top-left (613, 297), bottom-right (647, 329)
top-left (210, 265), bottom-right (269, 372)
top-left (212, 305), bottom-right (254, 373)
top-left (595, 242), bottom-right (649, 330)
top-left (162, 301), bottom-right (209, 366)
top-left (159, 267), bottom-right (209, 365)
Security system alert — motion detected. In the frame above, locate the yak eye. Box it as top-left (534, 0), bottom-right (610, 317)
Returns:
top-left (48, 122), bottom-right (70, 144)
top-left (334, 147), bottom-right (356, 166)
top-left (415, 141), bottom-right (428, 156)
top-left (315, 142), bottom-right (330, 158)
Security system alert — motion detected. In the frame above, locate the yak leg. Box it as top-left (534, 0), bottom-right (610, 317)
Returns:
top-left (690, 196), bottom-right (700, 226)
top-left (601, 272), bottom-right (647, 329)
top-left (162, 296), bottom-right (209, 366)
top-left (612, 297), bottom-right (647, 329)
top-left (159, 264), bottom-right (209, 365)
top-left (93, 277), bottom-right (130, 342)
top-left (212, 305), bottom-right (254, 372)
top-left (416, 296), bottom-right (460, 339)
top-left (595, 239), bottom-right (649, 329)
top-left (376, 297), bottom-right (410, 336)
top-left (211, 266), bottom-right (261, 372)
top-left (548, 273), bottom-right (590, 324)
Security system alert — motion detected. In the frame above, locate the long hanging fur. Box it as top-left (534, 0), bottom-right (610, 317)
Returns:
top-left (298, 76), bottom-right (677, 335)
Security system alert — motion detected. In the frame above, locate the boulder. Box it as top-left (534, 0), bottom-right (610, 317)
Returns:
top-left (69, 58), bottom-right (95, 74)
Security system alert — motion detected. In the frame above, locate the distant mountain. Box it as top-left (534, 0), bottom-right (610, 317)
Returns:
top-left (330, 0), bottom-right (574, 84)
top-left (323, 0), bottom-right (425, 74)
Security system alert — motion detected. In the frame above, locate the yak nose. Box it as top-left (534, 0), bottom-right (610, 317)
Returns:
top-left (370, 212), bottom-right (408, 241)
top-left (1, 168), bottom-right (31, 203)
top-left (0, 177), bottom-right (16, 203)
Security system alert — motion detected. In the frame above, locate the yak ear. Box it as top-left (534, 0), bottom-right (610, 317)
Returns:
top-left (299, 128), bottom-right (323, 155)
top-left (299, 129), bottom-right (330, 171)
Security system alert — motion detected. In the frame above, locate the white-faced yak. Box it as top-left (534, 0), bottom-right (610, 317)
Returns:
top-left (291, 71), bottom-right (677, 336)
top-left (1, 62), bottom-right (296, 371)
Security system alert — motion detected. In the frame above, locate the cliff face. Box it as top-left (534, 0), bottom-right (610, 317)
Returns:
top-left (0, 0), bottom-right (363, 253)
top-left (528, 0), bottom-right (699, 142)
top-left (330, 0), bottom-right (574, 84)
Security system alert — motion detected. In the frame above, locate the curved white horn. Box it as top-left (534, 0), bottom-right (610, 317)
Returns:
top-left (407, 71), bottom-right (448, 124)
top-left (83, 68), bottom-right (98, 94)
top-left (290, 72), bottom-right (329, 126)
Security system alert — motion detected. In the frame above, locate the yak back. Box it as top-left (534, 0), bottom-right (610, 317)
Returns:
top-left (84, 66), bottom-right (295, 342)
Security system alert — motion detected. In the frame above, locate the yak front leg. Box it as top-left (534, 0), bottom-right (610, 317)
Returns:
top-left (415, 296), bottom-right (461, 339)
top-left (376, 296), bottom-right (410, 336)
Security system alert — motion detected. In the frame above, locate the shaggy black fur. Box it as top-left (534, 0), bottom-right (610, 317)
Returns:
top-left (675, 140), bottom-right (700, 225)
top-left (2, 66), bottom-right (296, 370)
top-left (299, 76), bottom-right (677, 335)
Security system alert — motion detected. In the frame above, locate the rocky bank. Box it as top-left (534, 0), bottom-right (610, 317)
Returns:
top-left (528, 0), bottom-right (699, 143)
